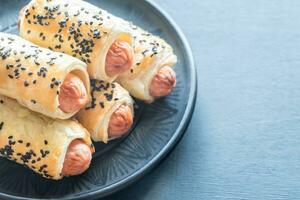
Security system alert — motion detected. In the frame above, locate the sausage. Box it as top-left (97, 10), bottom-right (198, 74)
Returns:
top-left (105, 41), bottom-right (134, 77)
top-left (61, 139), bottom-right (92, 176)
top-left (108, 104), bottom-right (133, 138)
top-left (59, 74), bottom-right (89, 113)
top-left (149, 66), bottom-right (176, 98)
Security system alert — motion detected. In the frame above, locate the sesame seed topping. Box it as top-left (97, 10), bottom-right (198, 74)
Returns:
top-left (24, 81), bottom-right (29, 87)
top-left (0, 122), bottom-right (4, 130)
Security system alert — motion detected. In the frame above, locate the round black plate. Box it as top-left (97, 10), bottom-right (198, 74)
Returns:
top-left (0, 0), bottom-right (196, 199)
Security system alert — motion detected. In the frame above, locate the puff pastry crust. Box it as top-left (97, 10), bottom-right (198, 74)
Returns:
top-left (0, 33), bottom-right (90, 119)
top-left (76, 80), bottom-right (134, 143)
top-left (0, 95), bottom-right (94, 180)
top-left (19, 0), bottom-right (133, 82)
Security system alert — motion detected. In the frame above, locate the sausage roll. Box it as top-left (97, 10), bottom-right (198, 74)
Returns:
top-left (0, 32), bottom-right (90, 119)
top-left (0, 95), bottom-right (94, 180)
top-left (76, 80), bottom-right (134, 143)
top-left (19, 0), bottom-right (134, 82)
top-left (117, 23), bottom-right (177, 103)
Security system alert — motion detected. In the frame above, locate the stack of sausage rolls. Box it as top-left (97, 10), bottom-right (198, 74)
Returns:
top-left (0, 0), bottom-right (177, 180)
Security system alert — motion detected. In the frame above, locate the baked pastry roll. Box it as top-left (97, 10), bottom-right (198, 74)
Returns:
top-left (19, 0), bottom-right (134, 82)
top-left (0, 95), bottom-right (94, 180)
top-left (76, 80), bottom-right (134, 143)
top-left (0, 32), bottom-right (90, 119)
top-left (117, 23), bottom-right (177, 103)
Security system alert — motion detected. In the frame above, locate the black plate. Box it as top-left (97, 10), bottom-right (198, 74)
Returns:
top-left (0, 0), bottom-right (196, 199)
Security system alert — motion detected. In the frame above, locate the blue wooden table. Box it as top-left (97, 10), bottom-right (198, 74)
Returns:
top-left (105, 0), bottom-right (300, 199)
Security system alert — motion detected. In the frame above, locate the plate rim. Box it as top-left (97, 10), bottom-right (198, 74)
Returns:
top-left (0, 0), bottom-right (197, 199)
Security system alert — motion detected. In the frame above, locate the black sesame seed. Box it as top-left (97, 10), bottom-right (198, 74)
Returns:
top-left (55, 44), bottom-right (61, 49)
top-left (93, 29), bottom-right (100, 39)
top-left (24, 81), bottom-right (29, 87)
top-left (40, 150), bottom-right (47, 158)
top-left (58, 20), bottom-right (67, 28)
top-left (26, 143), bottom-right (30, 147)
top-left (18, 140), bottom-right (23, 143)
top-left (44, 140), bottom-right (48, 145)
top-left (34, 60), bottom-right (40, 65)
top-left (142, 50), bottom-right (149, 56)
top-left (0, 122), bottom-right (4, 130)
top-left (25, 55), bottom-right (31, 59)
top-left (99, 102), bottom-right (104, 108)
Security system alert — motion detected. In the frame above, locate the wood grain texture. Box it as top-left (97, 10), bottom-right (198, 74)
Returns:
top-left (107, 0), bottom-right (300, 199)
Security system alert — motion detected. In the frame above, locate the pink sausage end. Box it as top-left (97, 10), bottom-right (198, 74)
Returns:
top-left (108, 104), bottom-right (133, 138)
top-left (59, 74), bottom-right (88, 113)
top-left (61, 139), bottom-right (92, 176)
top-left (149, 66), bottom-right (176, 98)
top-left (105, 41), bottom-right (134, 77)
